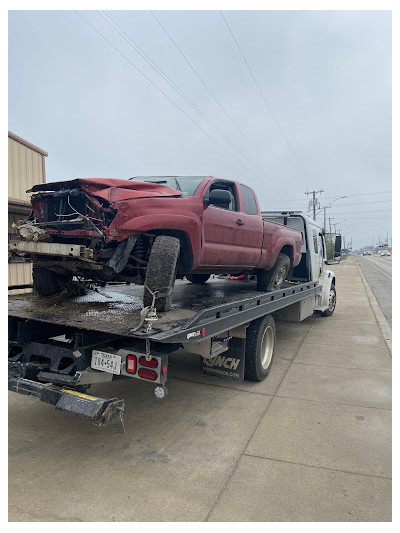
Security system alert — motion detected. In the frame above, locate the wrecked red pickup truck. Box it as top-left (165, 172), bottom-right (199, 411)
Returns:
top-left (9, 176), bottom-right (303, 311)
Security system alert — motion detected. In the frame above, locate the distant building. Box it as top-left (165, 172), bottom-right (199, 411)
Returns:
top-left (8, 131), bottom-right (47, 294)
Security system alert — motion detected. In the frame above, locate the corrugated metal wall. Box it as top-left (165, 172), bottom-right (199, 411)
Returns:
top-left (8, 136), bottom-right (45, 200)
top-left (8, 263), bottom-right (33, 294)
top-left (8, 133), bottom-right (47, 294)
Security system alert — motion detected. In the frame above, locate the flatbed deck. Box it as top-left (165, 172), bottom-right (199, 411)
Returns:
top-left (9, 278), bottom-right (320, 344)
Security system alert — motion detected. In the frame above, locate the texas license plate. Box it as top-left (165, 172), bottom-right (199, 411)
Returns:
top-left (91, 350), bottom-right (121, 375)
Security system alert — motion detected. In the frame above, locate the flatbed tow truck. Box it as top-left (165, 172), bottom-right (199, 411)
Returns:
top-left (8, 212), bottom-right (341, 427)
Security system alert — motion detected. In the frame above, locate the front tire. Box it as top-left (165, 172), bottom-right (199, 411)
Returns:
top-left (257, 253), bottom-right (290, 292)
top-left (186, 273), bottom-right (210, 284)
top-left (321, 285), bottom-right (336, 316)
top-left (33, 265), bottom-right (72, 296)
top-left (143, 236), bottom-right (180, 312)
top-left (244, 314), bottom-right (276, 381)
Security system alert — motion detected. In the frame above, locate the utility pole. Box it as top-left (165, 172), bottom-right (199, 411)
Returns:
top-left (323, 206), bottom-right (331, 233)
top-left (305, 190), bottom-right (324, 221)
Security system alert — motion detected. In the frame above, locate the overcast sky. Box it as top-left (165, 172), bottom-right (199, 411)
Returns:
top-left (8, 9), bottom-right (392, 249)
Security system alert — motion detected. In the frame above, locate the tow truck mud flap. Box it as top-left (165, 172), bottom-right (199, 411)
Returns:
top-left (202, 337), bottom-right (245, 381)
top-left (8, 377), bottom-right (124, 426)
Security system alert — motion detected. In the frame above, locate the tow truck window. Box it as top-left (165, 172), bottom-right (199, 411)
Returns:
top-left (240, 184), bottom-right (258, 215)
top-left (319, 234), bottom-right (325, 259)
top-left (313, 230), bottom-right (318, 254)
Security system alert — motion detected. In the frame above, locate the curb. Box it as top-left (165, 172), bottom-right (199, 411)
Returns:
top-left (355, 259), bottom-right (392, 355)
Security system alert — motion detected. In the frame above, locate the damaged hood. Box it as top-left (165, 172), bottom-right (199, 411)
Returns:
top-left (28, 178), bottom-right (184, 203)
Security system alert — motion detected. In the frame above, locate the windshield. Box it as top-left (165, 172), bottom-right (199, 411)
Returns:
top-left (130, 176), bottom-right (205, 197)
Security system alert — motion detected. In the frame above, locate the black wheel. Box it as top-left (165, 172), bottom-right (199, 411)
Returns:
top-left (321, 285), bottom-right (336, 317)
top-left (32, 265), bottom-right (72, 296)
top-left (143, 236), bottom-right (180, 312)
top-left (257, 253), bottom-right (290, 292)
top-left (186, 273), bottom-right (210, 284)
top-left (244, 314), bottom-right (276, 381)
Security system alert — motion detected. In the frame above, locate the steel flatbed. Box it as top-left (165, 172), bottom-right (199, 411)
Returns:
top-left (8, 278), bottom-right (320, 344)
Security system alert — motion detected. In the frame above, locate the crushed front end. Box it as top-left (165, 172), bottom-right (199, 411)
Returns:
top-left (8, 178), bottom-right (182, 291)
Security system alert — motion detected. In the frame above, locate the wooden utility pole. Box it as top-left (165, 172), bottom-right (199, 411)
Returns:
top-left (305, 190), bottom-right (324, 220)
top-left (323, 206), bottom-right (331, 233)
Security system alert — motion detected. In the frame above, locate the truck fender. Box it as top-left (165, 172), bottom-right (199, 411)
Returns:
top-left (314, 269), bottom-right (335, 311)
top-left (115, 214), bottom-right (202, 266)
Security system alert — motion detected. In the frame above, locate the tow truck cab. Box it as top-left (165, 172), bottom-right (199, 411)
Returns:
top-left (261, 211), bottom-right (339, 312)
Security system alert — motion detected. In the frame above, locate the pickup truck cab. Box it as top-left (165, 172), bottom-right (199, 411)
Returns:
top-left (9, 176), bottom-right (303, 311)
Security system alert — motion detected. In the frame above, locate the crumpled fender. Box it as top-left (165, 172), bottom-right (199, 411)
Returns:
top-left (106, 214), bottom-right (202, 266)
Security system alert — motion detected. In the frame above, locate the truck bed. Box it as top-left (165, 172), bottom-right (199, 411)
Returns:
top-left (9, 278), bottom-right (320, 344)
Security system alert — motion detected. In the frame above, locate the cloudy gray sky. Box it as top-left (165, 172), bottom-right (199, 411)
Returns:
top-left (8, 9), bottom-right (392, 249)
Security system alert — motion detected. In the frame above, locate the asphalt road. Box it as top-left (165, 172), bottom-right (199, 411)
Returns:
top-left (355, 255), bottom-right (392, 325)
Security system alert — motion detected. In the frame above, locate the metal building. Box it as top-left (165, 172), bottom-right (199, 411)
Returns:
top-left (8, 131), bottom-right (48, 294)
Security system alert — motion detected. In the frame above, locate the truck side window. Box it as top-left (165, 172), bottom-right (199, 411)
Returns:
top-left (313, 230), bottom-right (318, 254)
top-left (240, 184), bottom-right (258, 215)
top-left (319, 234), bottom-right (325, 258)
top-left (205, 181), bottom-right (239, 211)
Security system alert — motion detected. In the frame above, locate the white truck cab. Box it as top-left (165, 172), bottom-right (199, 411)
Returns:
top-left (262, 211), bottom-right (340, 317)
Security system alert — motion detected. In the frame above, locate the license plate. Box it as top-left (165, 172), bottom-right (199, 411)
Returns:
top-left (91, 350), bottom-right (121, 375)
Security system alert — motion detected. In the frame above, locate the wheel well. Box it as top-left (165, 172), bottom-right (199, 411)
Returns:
top-left (148, 229), bottom-right (193, 276)
top-left (279, 245), bottom-right (293, 265)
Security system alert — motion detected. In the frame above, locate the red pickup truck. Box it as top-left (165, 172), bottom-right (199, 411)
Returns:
top-left (10, 176), bottom-right (303, 311)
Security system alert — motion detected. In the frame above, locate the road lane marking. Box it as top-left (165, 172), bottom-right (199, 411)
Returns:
top-left (362, 258), bottom-right (392, 280)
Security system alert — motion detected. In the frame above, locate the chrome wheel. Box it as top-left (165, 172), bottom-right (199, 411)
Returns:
top-left (260, 325), bottom-right (274, 369)
top-left (328, 287), bottom-right (336, 312)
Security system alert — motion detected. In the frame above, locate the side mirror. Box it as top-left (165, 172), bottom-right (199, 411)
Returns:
top-left (334, 235), bottom-right (342, 259)
top-left (206, 189), bottom-right (232, 208)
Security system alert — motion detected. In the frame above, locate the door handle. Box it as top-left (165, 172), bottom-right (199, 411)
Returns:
top-left (236, 219), bottom-right (245, 226)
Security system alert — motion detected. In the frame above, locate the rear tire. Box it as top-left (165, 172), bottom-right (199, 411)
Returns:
top-left (257, 253), bottom-right (290, 292)
top-left (143, 236), bottom-right (180, 312)
top-left (186, 273), bottom-right (210, 284)
top-left (33, 265), bottom-right (72, 296)
top-left (244, 314), bottom-right (276, 381)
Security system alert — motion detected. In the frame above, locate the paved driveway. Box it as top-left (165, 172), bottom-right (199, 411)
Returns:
top-left (8, 257), bottom-right (391, 521)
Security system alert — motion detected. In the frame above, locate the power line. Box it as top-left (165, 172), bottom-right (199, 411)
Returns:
top-left (149, 10), bottom-right (299, 196)
top-left (260, 190), bottom-right (392, 203)
top-left (331, 217), bottom-right (392, 220)
top-left (99, 10), bottom-right (290, 197)
top-left (76, 11), bottom-right (291, 198)
top-left (220, 10), bottom-right (312, 181)
top-left (330, 210), bottom-right (392, 215)
top-left (75, 11), bottom-right (286, 193)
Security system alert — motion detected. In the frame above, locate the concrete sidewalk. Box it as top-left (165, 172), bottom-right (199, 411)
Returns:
top-left (8, 257), bottom-right (391, 521)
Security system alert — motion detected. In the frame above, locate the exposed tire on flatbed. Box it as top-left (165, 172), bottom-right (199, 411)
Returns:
top-left (33, 265), bottom-right (73, 297)
top-left (257, 253), bottom-right (290, 292)
top-left (186, 273), bottom-right (210, 284)
top-left (143, 236), bottom-right (180, 312)
top-left (244, 314), bottom-right (276, 381)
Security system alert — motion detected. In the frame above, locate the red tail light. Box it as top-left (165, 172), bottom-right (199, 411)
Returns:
top-left (126, 355), bottom-right (137, 374)
top-left (139, 356), bottom-right (158, 368)
top-left (138, 368), bottom-right (157, 381)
